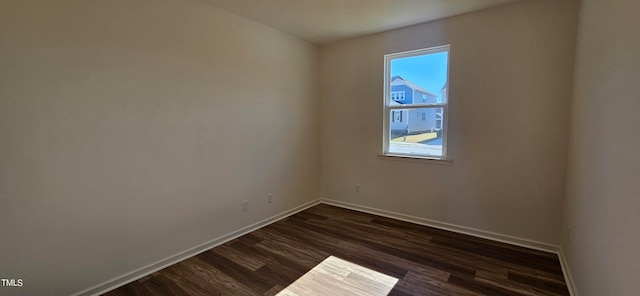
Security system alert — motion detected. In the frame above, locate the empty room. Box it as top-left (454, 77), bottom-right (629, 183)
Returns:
top-left (1, 0), bottom-right (638, 295)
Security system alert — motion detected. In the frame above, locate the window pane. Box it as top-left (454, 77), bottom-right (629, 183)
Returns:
top-left (389, 108), bottom-right (444, 157)
top-left (389, 52), bottom-right (448, 106)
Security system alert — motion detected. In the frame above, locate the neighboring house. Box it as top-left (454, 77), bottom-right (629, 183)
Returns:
top-left (390, 76), bottom-right (442, 135)
top-left (440, 81), bottom-right (447, 104)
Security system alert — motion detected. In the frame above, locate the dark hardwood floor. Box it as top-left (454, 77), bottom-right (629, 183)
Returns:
top-left (104, 204), bottom-right (569, 296)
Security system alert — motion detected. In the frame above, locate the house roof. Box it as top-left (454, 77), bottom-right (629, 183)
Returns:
top-left (391, 76), bottom-right (437, 97)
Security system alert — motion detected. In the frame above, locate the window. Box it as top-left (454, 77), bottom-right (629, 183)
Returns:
top-left (392, 111), bottom-right (402, 122)
top-left (391, 91), bottom-right (405, 101)
top-left (383, 45), bottom-right (450, 159)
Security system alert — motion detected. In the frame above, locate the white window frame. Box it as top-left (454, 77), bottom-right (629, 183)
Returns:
top-left (382, 45), bottom-right (451, 161)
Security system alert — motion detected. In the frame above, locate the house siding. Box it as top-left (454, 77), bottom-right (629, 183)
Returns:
top-left (391, 84), bottom-right (413, 104)
top-left (390, 80), bottom-right (439, 134)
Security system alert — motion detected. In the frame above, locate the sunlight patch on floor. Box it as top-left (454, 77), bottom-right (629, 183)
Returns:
top-left (276, 256), bottom-right (399, 296)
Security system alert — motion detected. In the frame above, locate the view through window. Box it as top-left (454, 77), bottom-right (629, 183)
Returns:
top-left (383, 45), bottom-right (450, 159)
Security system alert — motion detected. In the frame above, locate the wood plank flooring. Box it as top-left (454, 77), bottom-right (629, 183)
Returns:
top-left (104, 204), bottom-right (569, 296)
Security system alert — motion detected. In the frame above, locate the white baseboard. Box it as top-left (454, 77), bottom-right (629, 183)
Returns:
top-left (558, 247), bottom-right (579, 296)
top-left (321, 198), bottom-right (559, 253)
top-left (72, 198), bottom-right (321, 296)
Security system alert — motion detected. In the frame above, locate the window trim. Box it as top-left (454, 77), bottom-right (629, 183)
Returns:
top-left (378, 153), bottom-right (453, 165)
top-left (382, 45), bottom-right (451, 161)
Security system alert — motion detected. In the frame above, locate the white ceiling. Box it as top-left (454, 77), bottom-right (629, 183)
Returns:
top-left (201, 0), bottom-right (521, 44)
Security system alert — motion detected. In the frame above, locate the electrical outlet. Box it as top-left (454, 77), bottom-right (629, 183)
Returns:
top-left (242, 200), bottom-right (248, 212)
top-left (355, 184), bottom-right (360, 193)
top-left (267, 194), bottom-right (272, 204)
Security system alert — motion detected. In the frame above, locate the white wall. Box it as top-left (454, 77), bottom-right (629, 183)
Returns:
top-left (320, 0), bottom-right (579, 245)
top-left (0, 0), bottom-right (319, 295)
top-left (562, 0), bottom-right (640, 294)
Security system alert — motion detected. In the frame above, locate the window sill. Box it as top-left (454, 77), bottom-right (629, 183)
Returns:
top-left (378, 153), bottom-right (453, 165)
